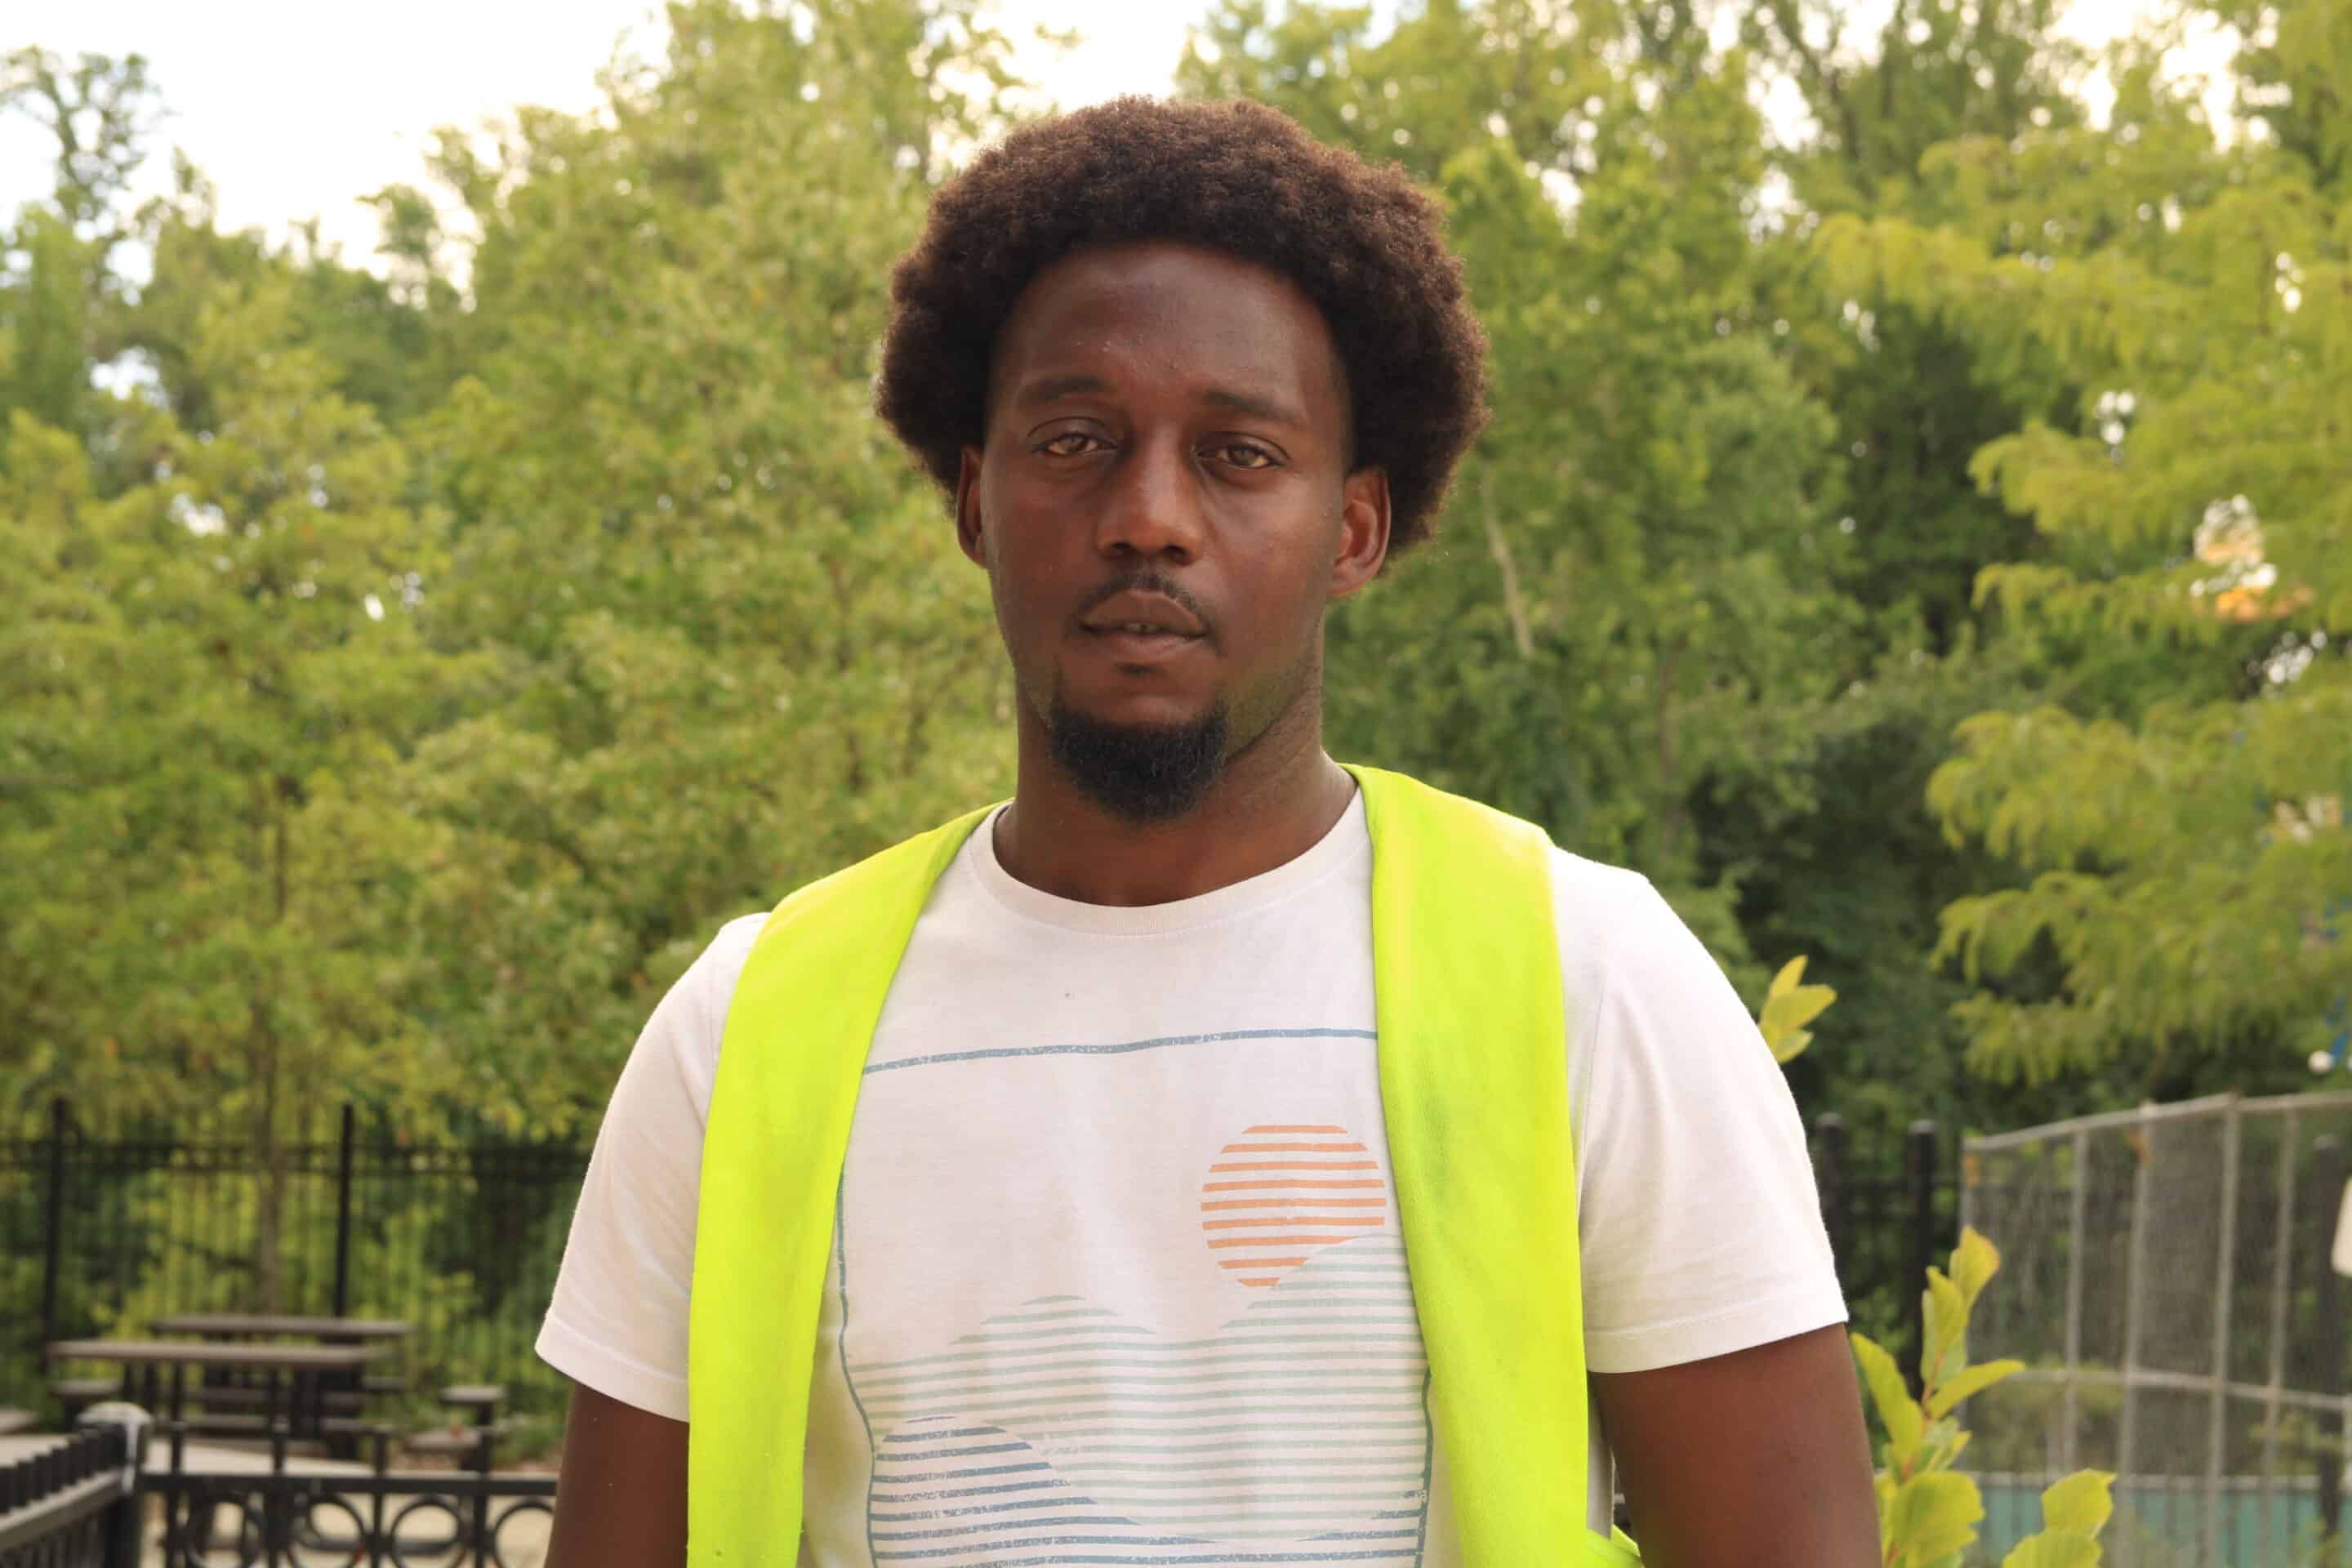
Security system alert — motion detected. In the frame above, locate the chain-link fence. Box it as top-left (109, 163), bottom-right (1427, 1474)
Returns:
top-left (1962, 1093), bottom-right (2352, 1567)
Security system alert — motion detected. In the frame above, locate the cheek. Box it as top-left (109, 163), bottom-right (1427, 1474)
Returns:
top-left (978, 510), bottom-right (1067, 641)
top-left (1229, 559), bottom-right (1335, 666)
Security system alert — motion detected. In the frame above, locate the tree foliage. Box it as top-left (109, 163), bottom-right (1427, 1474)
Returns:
top-left (1813, 11), bottom-right (2351, 1086)
top-left (3, 0), bottom-right (2346, 1148)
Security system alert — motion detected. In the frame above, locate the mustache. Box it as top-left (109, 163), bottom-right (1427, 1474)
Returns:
top-left (1072, 569), bottom-right (1215, 642)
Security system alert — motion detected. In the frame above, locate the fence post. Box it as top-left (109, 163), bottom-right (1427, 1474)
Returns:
top-left (2063, 1125), bottom-right (2091, 1476)
top-left (1814, 1114), bottom-right (1850, 1284)
top-left (2316, 1134), bottom-right (2345, 1543)
top-left (77, 1401), bottom-right (149, 1568)
top-left (2203, 1099), bottom-right (2242, 1568)
top-left (39, 1096), bottom-right (70, 1350)
top-left (332, 1103), bottom-right (358, 1319)
top-left (1904, 1120), bottom-right (1939, 1396)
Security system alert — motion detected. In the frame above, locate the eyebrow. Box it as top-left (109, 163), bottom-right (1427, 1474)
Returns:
top-left (1204, 387), bottom-right (1308, 427)
top-left (1011, 373), bottom-right (1110, 409)
top-left (1009, 373), bottom-right (1308, 430)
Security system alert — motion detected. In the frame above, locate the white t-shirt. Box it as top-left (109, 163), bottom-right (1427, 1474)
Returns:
top-left (539, 792), bottom-right (1844, 1565)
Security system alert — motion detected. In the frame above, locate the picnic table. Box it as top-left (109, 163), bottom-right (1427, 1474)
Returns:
top-left (149, 1313), bottom-right (412, 1343)
top-left (148, 1315), bottom-right (417, 1460)
top-left (44, 1339), bottom-right (383, 1441)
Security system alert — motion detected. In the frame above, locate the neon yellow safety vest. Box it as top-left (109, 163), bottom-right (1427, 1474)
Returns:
top-left (688, 764), bottom-right (1642, 1566)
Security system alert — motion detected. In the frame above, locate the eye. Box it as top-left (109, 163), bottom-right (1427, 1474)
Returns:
top-left (1036, 431), bottom-right (1102, 457)
top-left (1210, 443), bottom-right (1280, 470)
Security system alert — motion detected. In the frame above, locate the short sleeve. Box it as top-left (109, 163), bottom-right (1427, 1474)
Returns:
top-left (1553, 854), bottom-right (1848, 1374)
top-left (535, 915), bottom-right (764, 1420)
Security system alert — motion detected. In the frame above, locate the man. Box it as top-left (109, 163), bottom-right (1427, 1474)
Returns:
top-left (540, 97), bottom-right (1878, 1566)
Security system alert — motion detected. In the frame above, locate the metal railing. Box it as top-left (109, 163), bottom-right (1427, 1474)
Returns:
top-left (143, 1418), bottom-right (557, 1568)
top-left (0, 1422), bottom-right (136, 1568)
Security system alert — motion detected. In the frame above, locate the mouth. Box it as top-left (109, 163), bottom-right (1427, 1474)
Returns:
top-left (1076, 588), bottom-right (1210, 665)
top-left (1080, 623), bottom-right (1205, 665)
top-left (1080, 590), bottom-right (1208, 638)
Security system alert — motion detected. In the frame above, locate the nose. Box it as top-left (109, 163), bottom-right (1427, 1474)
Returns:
top-left (1094, 435), bottom-right (1205, 563)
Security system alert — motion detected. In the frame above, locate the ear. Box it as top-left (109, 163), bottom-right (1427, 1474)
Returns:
top-left (955, 446), bottom-right (988, 568)
top-left (1330, 466), bottom-right (1392, 599)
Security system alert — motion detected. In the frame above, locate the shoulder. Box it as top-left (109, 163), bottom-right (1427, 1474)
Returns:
top-left (638, 912), bottom-right (770, 1126)
top-left (1546, 847), bottom-right (1713, 1012)
top-left (1543, 851), bottom-right (1778, 1161)
top-left (677, 911), bottom-right (770, 1019)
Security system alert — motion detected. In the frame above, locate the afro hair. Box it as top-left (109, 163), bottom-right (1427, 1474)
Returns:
top-left (875, 97), bottom-right (1489, 555)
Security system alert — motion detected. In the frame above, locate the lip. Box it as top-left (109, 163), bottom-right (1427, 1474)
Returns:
top-left (1080, 626), bottom-right (1205, 666)
top-left (1080, 590), bottom-right (1208, 639)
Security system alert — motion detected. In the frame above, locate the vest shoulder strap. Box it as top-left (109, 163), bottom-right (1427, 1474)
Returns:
top-left (688, 805), bottom-right (993, 1561)
top-left (1347, 766), bottom-right (1616, 1560)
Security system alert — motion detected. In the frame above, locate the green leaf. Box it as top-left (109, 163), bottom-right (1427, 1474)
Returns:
top-left (2038, 1471), bottom-right (2115, 1535)
top-left (1758, 953), bottom-right (1838, 1063)
top-left (1853, 1332), bottom-right (1926, 1467)
top-left (2002, 1528), bottom-right (2102, 1568)
top-left (1951, 1227), bottom-right (2002, 1311)
top-left (1922, 1267), bottom-right (1968, 1386)
top-left (1885, 1472), bottom-right (1983, 1565)
top-left (1927, 1358), bottom-right (2025, 1419)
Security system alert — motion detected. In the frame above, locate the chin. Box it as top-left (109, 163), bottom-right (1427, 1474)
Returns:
top-left (1056, 676), bottom-right (1220, 733)
top-left (1074, 696), bottom-right (1218, 733)
top-left (1046, 688), bottom-right (1232, 824)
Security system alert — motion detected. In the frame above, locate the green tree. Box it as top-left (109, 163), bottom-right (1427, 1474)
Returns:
top-left (1183, 0), bottom-right (1864, 991)
top-left (1815, 0), bottom-right (2352, 1089)
top-left (385, 0), bottom-right (1019, 1133)
top-left (0, 48), bottom-right (163, 456)
top-left (1718, 0), bottom-right (2129, 1145)
top-left (125, 179), bottom-right (464, 436)
top-left (0, 268), bottom-right (484, 1299)
top-left (0, 47), bottom-right (163, 239)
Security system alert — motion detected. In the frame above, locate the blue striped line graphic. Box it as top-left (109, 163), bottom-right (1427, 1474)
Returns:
top-left (846, 1236), bottom-right (1431, 1564)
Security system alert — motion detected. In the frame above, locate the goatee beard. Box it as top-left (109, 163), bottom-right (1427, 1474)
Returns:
top-left (1047, 695), bottom-right (1231, 825)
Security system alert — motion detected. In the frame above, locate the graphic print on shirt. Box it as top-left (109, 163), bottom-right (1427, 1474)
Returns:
top-left (843, 1122), bottom-right (1434, 1566)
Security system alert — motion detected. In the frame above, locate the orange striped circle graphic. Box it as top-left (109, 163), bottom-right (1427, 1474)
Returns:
top-left (1200, 1123), bottom-right (1388, 1287)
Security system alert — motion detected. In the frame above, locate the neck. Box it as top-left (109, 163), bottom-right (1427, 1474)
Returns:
top-left (992, 693), bottom-right (1356, 906)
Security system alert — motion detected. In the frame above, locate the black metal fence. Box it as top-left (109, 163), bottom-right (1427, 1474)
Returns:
top-left (5, 1096), bottom-right (1957, 1426)
top-left (141, 1419), bottom-right (558, 1567)
top-left (0, 1423), bottom-right (135, 1568)
top-left (0, 1410), bottom-right (555, 1568)
top-left (1815, 1116), bottom-right (1964, 1389)
top-left (2, 1100), bottom-right (586, 1424)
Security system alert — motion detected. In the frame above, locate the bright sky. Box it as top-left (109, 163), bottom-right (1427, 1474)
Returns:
top-left (0, 2), bottom-right (1199, 261)
top-left (3, 0), bottom-right (2235, 267)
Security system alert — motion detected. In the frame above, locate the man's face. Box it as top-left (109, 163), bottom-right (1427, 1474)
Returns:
top-left (956, 241), bottom-right (1389, 820)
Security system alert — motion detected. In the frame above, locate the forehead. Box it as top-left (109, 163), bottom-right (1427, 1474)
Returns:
top-left (988, 242), bottom-right (1347, 424)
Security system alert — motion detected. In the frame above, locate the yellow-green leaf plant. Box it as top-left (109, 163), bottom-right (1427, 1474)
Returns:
top-left (1855, 1227), bottom-right (2116, 1567)
top-left (1758, 954), bottom-right (1839, 1064)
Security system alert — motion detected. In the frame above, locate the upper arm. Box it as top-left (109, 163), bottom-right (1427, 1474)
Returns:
top-left (537, 917), bottom-right (762, 1418)
top-left (1593, 1324), bottom-right (1878, 1568)
top-left (538, 921), bottom-right (760, 1565)
top-left (1557, 865), bottom-right (1869, 1555)
top-left (547, 1381), bottom-right (688, 1568)
top-left (1561, 866), bottom-right (1846, 1373)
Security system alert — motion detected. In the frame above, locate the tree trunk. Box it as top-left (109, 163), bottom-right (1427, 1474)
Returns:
top-left (1655, 641), bottom-right (1684, 866)
top-left (248, 780), bottom-right (292, 1313)
top-left (1481, 474), bottom-right (1536, 661)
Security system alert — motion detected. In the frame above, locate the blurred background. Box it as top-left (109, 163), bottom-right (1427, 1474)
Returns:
top-left (0, 0), bottom-right (2345, 1552)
